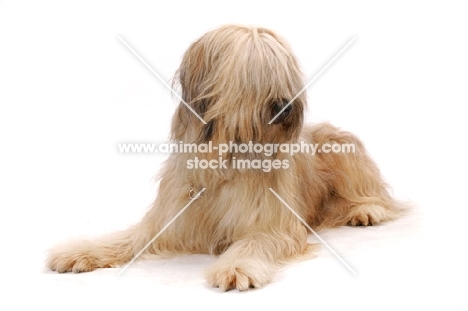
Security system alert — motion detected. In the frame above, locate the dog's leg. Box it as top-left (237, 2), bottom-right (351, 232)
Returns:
top-left (318, 195), bottom-right (400, 228)
top-left (46, 202), bottom-right (187, 273)
top-left (205, 226), bottom-right (308, 291)
top-left (46, 227), bottom-right (139, 273)
top-left (304, 123), bottom-right (401, 229)
top-left (46, 160), bottom-right (195, 273)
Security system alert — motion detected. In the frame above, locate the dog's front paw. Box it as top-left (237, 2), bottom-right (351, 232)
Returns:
top-left (46, 242), bottom-right (113, 273)
top-left (205, 258), bottom-right (274, 291)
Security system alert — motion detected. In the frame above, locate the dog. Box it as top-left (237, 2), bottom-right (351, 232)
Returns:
top-left (46, 25), bottom-right (401, 291)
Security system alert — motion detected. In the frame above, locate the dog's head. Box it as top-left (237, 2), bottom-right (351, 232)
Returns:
top-left (171, 25), bottom-right (306, 145)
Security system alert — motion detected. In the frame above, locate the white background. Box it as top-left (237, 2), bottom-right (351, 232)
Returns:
top-left (1, 0), bottom-right (467, 310)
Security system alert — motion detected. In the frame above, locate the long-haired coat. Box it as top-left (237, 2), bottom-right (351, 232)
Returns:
top-left (46, 25), bottom-right (400, 291)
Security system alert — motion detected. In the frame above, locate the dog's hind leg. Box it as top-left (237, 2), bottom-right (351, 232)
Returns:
top-left (306, 123), bottom-right (401, 229)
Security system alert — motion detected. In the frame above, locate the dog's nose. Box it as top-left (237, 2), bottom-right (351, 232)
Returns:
top-left (271, 100), bottom-right (292, 124)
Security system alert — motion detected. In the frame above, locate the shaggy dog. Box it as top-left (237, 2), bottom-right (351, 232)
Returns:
top-left (46, 25), bottom-right (400, 291)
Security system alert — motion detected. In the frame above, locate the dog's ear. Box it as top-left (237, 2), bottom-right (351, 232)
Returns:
top-left (198, 119), bottom-right (215, 143)
top-left (193, 98), bottom-right (208, 117)
top-left (192, 99), bottom-right (215, 143)
top-left (171, 98), bottom-right (215, 143)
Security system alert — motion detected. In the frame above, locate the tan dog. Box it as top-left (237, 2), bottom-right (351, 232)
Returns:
top-left (46, 25), bottom-right (400, 291)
